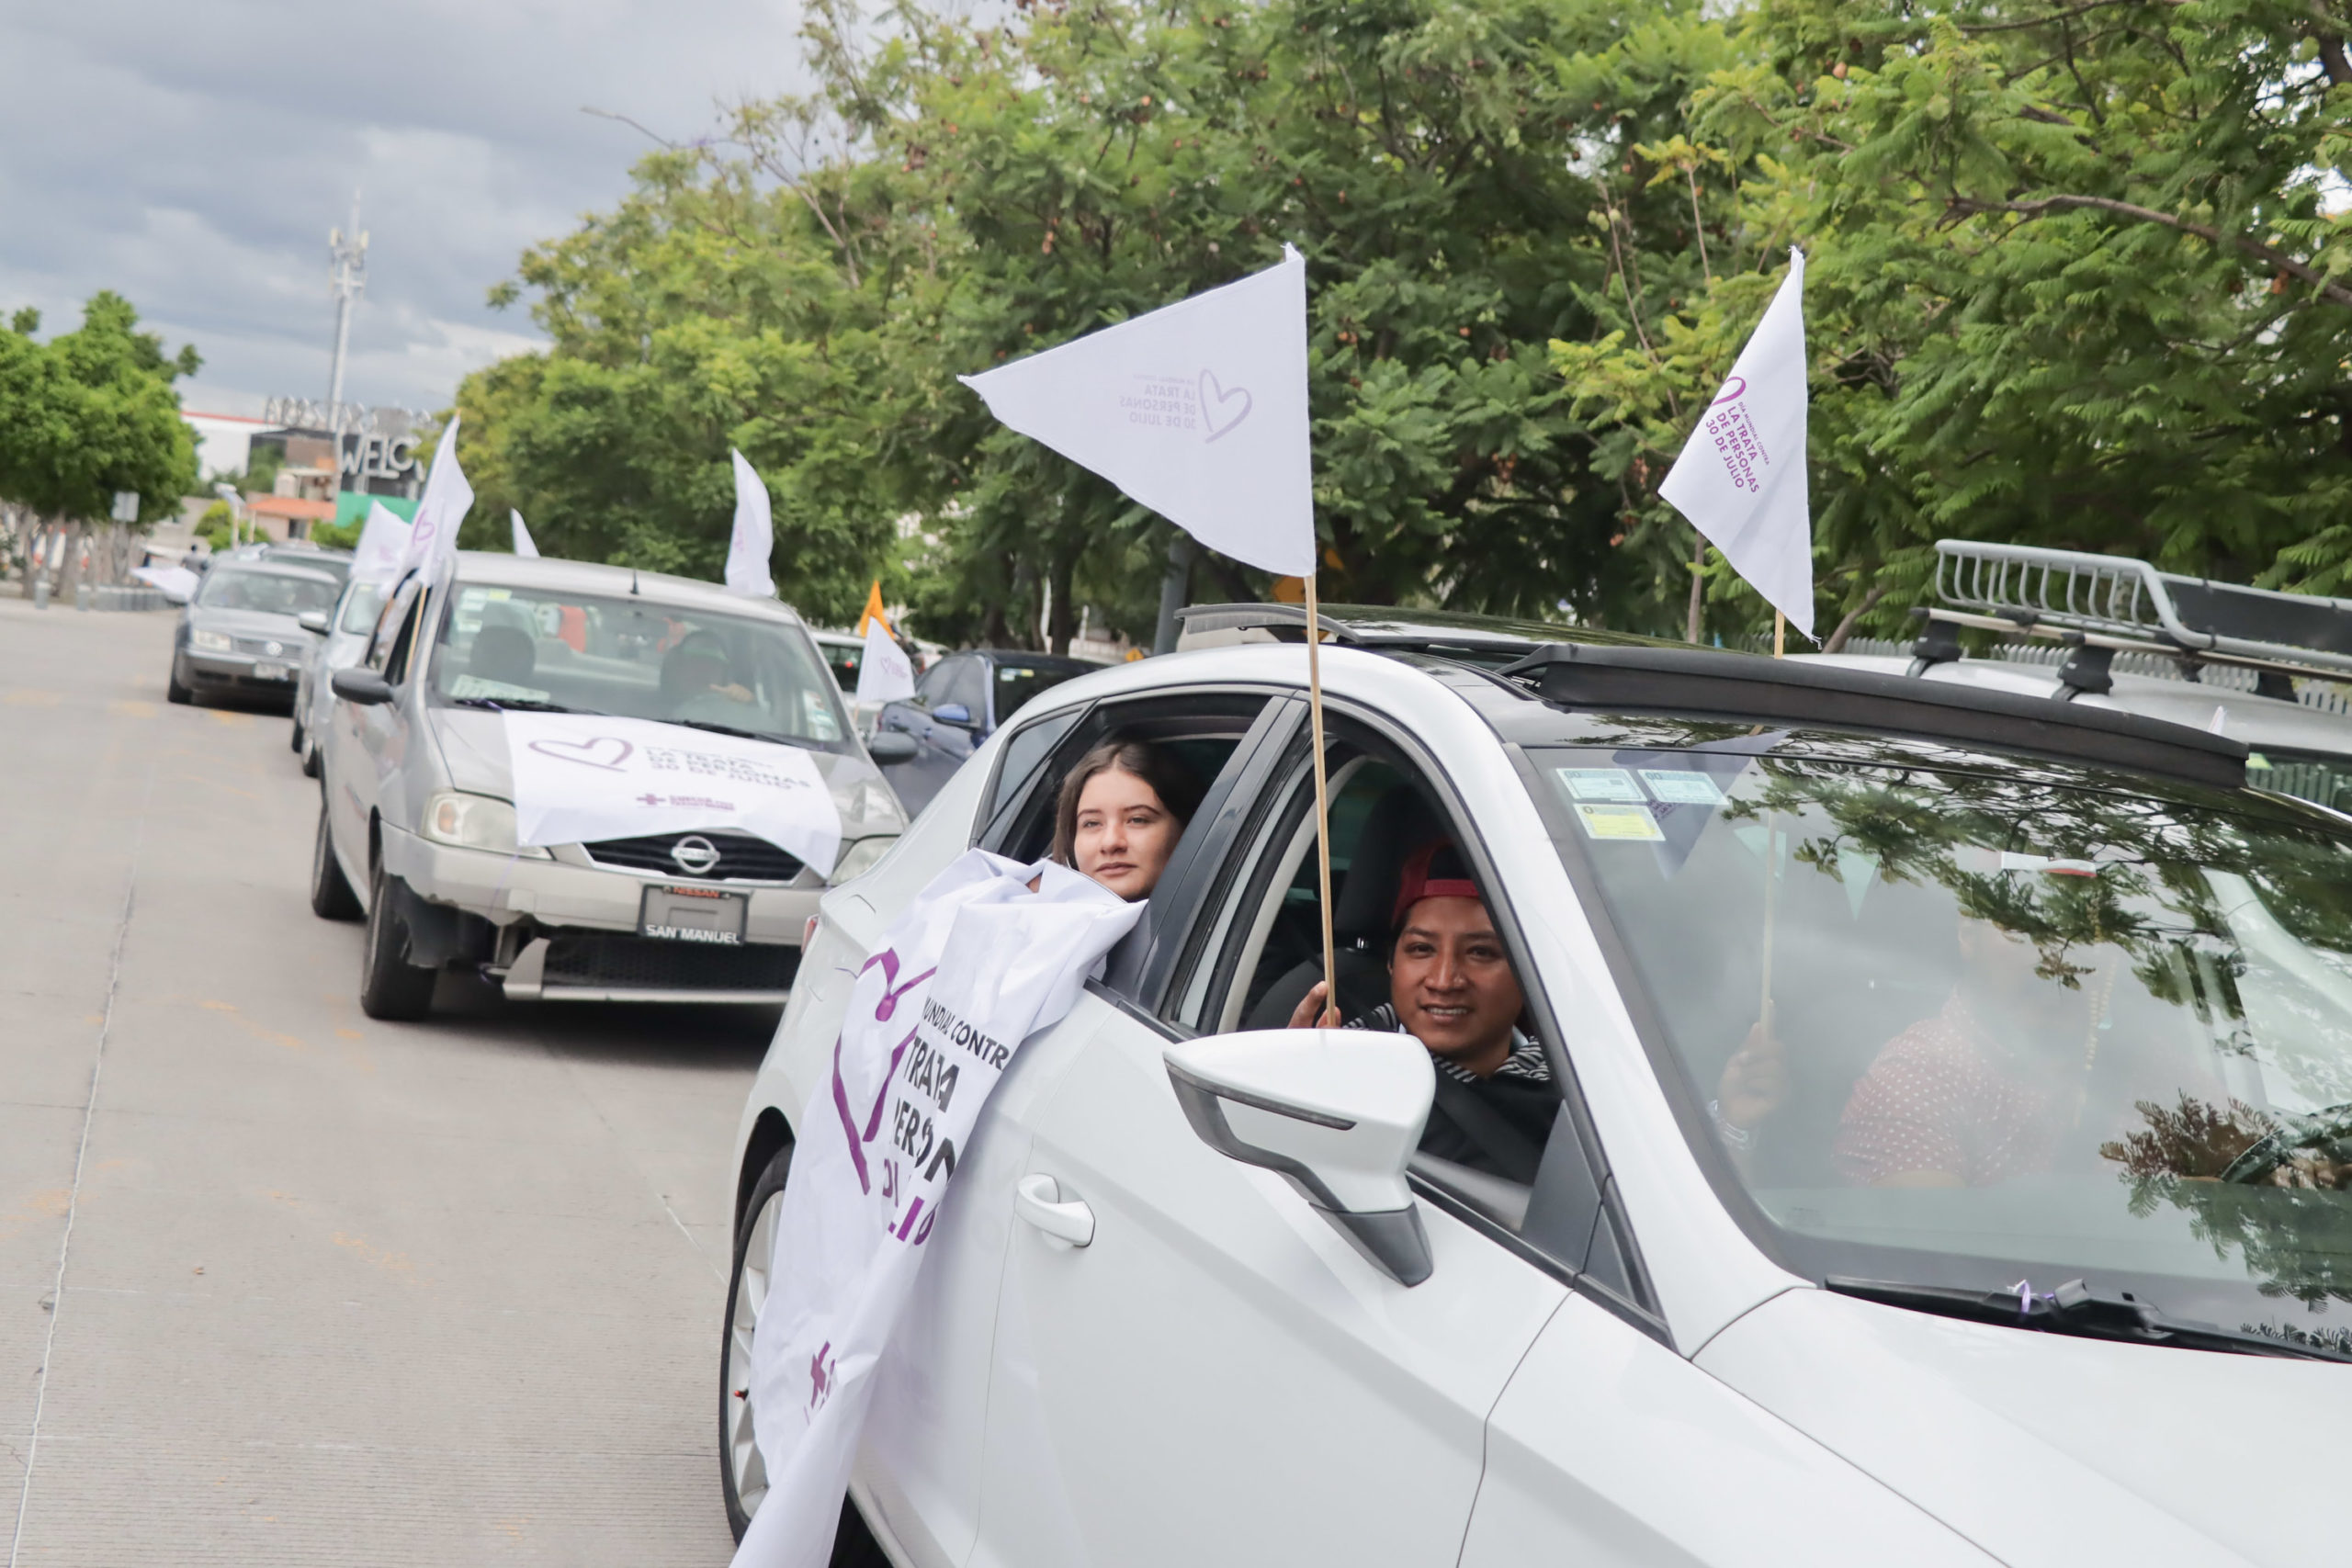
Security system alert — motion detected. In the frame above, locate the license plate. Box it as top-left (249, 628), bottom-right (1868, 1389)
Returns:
top-left (639, 884), bottom-right (747, 945)
top-left (254, 660), bottom-right (290, 682)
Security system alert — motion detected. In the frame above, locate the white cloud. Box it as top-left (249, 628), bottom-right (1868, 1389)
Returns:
top-left (0, 0), bottom-right (808, 410)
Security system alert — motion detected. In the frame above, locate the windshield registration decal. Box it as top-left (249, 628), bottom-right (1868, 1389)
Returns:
top-left (1573, 802), bottom-right (1665, 842)
top-left (1639, 770), bottom-right (1726, 806)
top-left (1555, 767), bottom-right (1646, 803)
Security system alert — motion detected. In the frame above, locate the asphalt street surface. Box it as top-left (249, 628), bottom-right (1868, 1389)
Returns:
top-left (0, 597), bottom-right (756, 1563)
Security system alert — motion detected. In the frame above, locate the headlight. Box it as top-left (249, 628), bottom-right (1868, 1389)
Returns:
top-left (828, 835), bottom-right (898, 886)
top-left (190, 628), bottom-right (232, 652)
top-left (421, 792), bottom-right (550, 858)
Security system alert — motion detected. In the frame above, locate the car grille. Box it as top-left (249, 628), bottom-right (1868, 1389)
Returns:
top-left (232, 635), bottom-right (304, 658)
top-left (543, 934), bottom-right (800, 992)
top-left (581, 830), bottom-right (806, 884)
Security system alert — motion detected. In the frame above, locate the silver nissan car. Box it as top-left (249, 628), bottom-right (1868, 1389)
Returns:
top-left (310, 551), bottom-right (915, 1020)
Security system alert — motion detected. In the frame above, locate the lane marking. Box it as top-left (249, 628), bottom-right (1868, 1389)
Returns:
top-left (9, 763), bottom-right (153, 1568)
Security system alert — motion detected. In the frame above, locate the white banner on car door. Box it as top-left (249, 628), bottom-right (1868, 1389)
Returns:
top-left (732, 850), bottom-right (1143, 1568)
top-left (502, 712), bottom-right (843, 874)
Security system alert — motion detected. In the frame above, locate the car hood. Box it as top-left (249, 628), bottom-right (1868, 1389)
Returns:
top-left (425, 708), bottom-right (908, 842)
top-left (1695, 1286), bottom-right (2342, 1567)
top-left (187, 606), bottom-right (319, 643)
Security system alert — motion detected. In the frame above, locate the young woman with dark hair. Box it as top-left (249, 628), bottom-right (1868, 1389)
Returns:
top-left (1050, 739), bottom-right (1206, 902)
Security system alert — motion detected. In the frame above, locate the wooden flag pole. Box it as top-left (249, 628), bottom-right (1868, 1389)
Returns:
top-left (1774, 609), bottom-right (1786, 659)
top-left (1304, 570), bottom-right (1339, 1026)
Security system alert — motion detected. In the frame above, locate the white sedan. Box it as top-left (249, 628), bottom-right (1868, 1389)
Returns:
top-left (722, 617), bottom-right (2350, 1567)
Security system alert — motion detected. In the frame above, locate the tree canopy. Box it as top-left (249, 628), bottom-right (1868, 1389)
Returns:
top-left (460, 0), bottom-right (2352, 647)
top-left (0, 292), bottom-right (201, 526)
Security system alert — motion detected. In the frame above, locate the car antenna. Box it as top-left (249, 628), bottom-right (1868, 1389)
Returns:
top-left (630, 566), bottom-right (641, 596)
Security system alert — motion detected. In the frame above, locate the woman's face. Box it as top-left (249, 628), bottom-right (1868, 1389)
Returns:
top-left (1072, 766), bottom-right (1182, 901)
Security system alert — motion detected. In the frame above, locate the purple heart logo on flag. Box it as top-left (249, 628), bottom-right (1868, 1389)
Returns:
top-left (1199, 370), bottom-right (1253, 443)
top-left (527, 735), bottom-right (634, 771)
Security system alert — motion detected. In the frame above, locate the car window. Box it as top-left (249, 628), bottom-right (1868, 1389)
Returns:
top-left (337, 581), bottom-right (388, 635)
top-left (196, 567), bottom-right (340, 616)
top-left (424, 582), bottom-right (850, 749)
top-left (1178, 726), bottom-right (1633, 1288)
top-left (991, 659), bottom-right (1095, 726)
top-left (913, 658), bottom-right (958, 707)
top-left (1541, 741), bottom-right (2352, 1345)
top-left (975, 693), bottom-right (1282, 994)
top-left (366, 581), bottom-right (420, 675)
top-left (945, 660), bottom-right (989, 718)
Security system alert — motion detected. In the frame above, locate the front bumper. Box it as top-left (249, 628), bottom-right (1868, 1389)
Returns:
top-left (379, 827), bottom-right (820, 1003)
top-left (181, 649), bottom-right (303, 700)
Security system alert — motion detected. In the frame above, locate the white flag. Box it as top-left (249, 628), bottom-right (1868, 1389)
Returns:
top-left (960, 245), bottom-right (1314, 578)
top-left (399, 413), bottom-right (475, 580)
top-left (727, 449), bottom-right (775, 597)
top-left (851, 618), bottom-right (915, 707)
top-left (511, 509), bottom-right (538, 558)
top-left (733, 851), bottom-right (1143, 1568)
top-left (351, 500), bottom-right (414, 582)
top-left (1659, 248), bottom-right (1814, 640)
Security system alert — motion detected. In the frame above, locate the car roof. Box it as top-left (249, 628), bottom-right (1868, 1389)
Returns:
top-left (808, 629), bottom-right (865, 648)
top-left (447, 551), bottom-right (807, 625)
top-left (964, 649), bottom-right (1105, 667)
top-left (1026, 629), bottom-right (2256, 796)
top-left (1176, 602), bottom-right (1671, 664)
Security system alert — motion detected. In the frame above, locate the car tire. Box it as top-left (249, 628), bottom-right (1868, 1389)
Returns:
top-left (289, 716), bottom-right (304, 754)
top-left (358, 863), bottom-right (436, 1021)
top-left (300, 732), bottom-right (321, 779)
top-left (310, 795), bottom-right (361, 921)
top-left (166, 661), bottom-right (192, 705)
top-left (718, 1147), bottom-right (890, 1565)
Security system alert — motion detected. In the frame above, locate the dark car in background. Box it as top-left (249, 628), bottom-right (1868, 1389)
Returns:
top-left (873, 648), bottom-right (1103, 815)
top-left (167, 560), bottom-right (341, 708)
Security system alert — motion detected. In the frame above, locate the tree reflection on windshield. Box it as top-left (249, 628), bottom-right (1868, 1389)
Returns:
top-left (1550, 739), bottom-right (2352, 1333)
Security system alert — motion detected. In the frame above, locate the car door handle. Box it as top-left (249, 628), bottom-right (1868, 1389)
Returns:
top-left (1014, 1174), bottom-right (1094, 1249)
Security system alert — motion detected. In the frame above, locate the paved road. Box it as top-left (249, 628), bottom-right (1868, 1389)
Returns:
top-left (0, 598), bottom-right (755, 1564)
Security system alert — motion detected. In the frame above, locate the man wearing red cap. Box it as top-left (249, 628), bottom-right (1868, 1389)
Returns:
top-left (1288, 840), bottom-right (1555, 1180)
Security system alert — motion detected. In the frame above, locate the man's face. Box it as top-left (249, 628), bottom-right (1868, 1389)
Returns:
top-left (1389, 896), bottom-right (1523, 1074)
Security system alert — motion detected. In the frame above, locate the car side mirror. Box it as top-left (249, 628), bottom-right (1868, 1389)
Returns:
top-left (331, 667), bottom-right (394, 706)
top-left (866, 730), bottom-right (919, 765)
top-left (933, 702), bottom-right (974, 727)
top-left (298, 610), bottom-right (331, 635)
top-left (1165, 1029), bottom-right (1436, 1286)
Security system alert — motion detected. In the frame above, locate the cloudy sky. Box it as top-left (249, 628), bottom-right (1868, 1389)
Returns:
top-left (0, 0), bottom-right (808, 415)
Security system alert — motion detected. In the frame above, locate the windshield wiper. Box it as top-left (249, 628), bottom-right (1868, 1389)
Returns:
top-left (1826, 1276), bottom-right (2352, 1364)
top-left (449, 696), bottom-right (604, 716)
top-left (665, 716), bottom-right (820, 749)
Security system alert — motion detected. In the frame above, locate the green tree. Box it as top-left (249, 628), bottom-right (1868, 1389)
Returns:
top-left (1558, 0), bottom-right (2352, 644)
top-left (0, 292), bottom-right (200, 526)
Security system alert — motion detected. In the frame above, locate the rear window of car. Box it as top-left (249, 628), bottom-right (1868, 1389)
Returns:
top-left (196, 568), bottom-right (340, 615)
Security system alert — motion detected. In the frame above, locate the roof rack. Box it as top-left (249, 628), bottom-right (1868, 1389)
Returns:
top-left (1927, 541), bottom-right (2352, 690)
top-left (1494, 641), bottom-right (2248, 790)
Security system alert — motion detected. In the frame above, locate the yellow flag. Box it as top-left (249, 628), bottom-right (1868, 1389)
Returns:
top-left (856, 580), bottom-right (893, 637)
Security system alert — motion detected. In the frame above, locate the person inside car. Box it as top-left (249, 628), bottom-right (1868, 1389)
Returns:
top-left (1287, 840), bottom-right (1556, 1181)
top-left (1051, 739), bottom-right (1206, 902)
top-left (662, 630), bottom-right (760, 726)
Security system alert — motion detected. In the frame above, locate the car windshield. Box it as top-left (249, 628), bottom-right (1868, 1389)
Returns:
top-left (426, 581), bottom-right (849, 749)
top-left (1542, 741), bottom-right (2352, 1351)
top-left (993, 658), bottom-right (1094, 723)
top-left (337, 581), bottom-right (388, 635)
top-left (2248, 747), bottom-right (2352, 816)
top-left (197, 567), bottom-right (340, 615)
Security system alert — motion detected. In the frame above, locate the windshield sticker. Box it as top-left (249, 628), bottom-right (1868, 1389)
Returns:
top-left (1640, 770), bottom-right (1726, 806)
top-left (1556, 767), bottom-right (1646, 804)
top-left (1957, 846), bottom-right (2102, 877)
top-left (1573, 802), bottom-right (1666, 842)
top-left (447, 674), bottom-right (553, 704)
